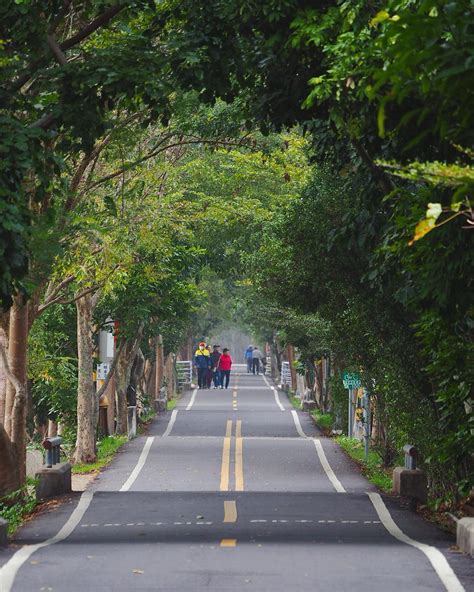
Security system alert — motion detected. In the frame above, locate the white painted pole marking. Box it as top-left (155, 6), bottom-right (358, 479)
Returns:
top-left (0, 490), bottom-right (94, 592)
top-left (162, 409), bottom-right (178, 437)
top-left (186, 388), bottom-right (198, 410)
top-left (119, 436), bottom-right (154, 492)
top-left (368, 492), bottom-right (464, 592)
top-left (312, 439), bottom-right (346, 493)
top-left (291, 409), bottom-right (306, 437)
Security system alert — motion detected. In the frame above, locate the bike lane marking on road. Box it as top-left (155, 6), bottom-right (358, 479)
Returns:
top-left (120, 436), bottom-right (155, 491)
top-left (0, 490), bottom-right (94, 592)
top-left (224, 501), bottom-right (237, 523)
top-left (220, 420), bottom-right (233, 491)
top-left (312, 439), bottom-right (346, 493)
top-left (235, 420), bottom-right (244, 492)
top-left (368, 492), bottom-right (465, 592)
top-left (186, 388), bottom-right (198, 410)
top-left (290, 409), bottom-right (307, 438)
top-left (162, 409), bottom-right (178, 437)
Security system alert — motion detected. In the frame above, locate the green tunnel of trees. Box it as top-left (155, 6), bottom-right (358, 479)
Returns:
top-left (0, 1), bottom-right (472, 506)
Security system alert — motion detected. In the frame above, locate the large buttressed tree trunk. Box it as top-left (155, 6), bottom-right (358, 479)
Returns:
top-left (2, 295), bottom-right (29, 484)
top-left (74, 292), bottom-right (98, 463)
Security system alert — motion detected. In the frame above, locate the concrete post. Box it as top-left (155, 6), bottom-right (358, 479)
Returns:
top-left (457, 518), bottom-right (474, 556)
top-left (127, 406), bottom-right (137, 439)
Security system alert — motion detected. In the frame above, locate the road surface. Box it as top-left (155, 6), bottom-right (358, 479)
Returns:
top-left (0, 369), bottom-right (472, 591)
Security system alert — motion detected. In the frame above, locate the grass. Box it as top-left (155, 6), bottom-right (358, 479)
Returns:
top-left (311, 411), bottom-right (334, 431)
top-left (72, 435), bottom-right (127, 474)
top-left (287, 390), bottom-right (301, 409)
top-left (336, 435), bottom-right (393, 492)
top-left (0, 479), bottom-right (38, 535)
top-left (167, 397), bottom-right (178, 411)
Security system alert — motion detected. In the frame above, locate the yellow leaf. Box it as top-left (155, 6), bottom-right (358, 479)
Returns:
top-left (408, 218), bottom-right (435, 246)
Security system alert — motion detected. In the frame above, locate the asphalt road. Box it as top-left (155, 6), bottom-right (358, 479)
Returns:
top-left (0, 369), bottom-right (472, 591)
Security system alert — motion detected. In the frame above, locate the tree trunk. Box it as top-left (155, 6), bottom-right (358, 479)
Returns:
top-left (155, 334), bottom-right (164, 400)
top-left (0, 423), bottom-right (20, 496)
top-left (287, 344), bottom-right (297, 392)
top-left (74, 293), bottom-right (98, 464)
top-left (3, 296), bottom-right (28, 483)
top-left (163, 353), bottom-right (176, 399)
top-left (0, 310), bottom-right (10, 425)
top-left (115, 325), bottom-right (144, 434)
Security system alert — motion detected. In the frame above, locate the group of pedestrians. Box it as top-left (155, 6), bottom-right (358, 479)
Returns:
top-left (194, 342), bottom-right (233, 389)
top-left (244, 345), bottom-right (266, 375)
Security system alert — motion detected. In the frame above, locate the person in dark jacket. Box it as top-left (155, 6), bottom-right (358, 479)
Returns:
top-left (210, 345), bottom-right (222, 388)
top-left (194, 342), bottom-right (211, 389)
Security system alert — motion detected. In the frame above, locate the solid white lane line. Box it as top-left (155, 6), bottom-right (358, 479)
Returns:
top-left (273, 388), bottom-right (285, 411)
top-left (312, 439), bottom-right (346, 493)
top-left (368, 492), bottom-right (465, 592)
top-left (162, 409), bottom-right (178, 437)
top-left (119, 436), bottom-right (154, 492)
top-left (291, 409), bottom-right (307, 438)
top-left (263, 375), bottom-right (285, 410)
top-left (186, 388), bottom-right (198, 410)
top-left (0, 490), bottom-right (94, 592)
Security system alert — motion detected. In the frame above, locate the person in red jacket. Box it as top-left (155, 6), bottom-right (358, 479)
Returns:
top-left (218, 348), bottom-right (232, 389)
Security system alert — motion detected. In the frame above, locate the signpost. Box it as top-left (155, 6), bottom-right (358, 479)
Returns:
top-left (342, 371), bottom-right (361, 439)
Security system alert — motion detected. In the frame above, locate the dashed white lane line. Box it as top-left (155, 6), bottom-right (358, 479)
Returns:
top-left (186, 388), bottom-right (198, 410)
top-left (119, 436), bottom-right (154, 492)
top-left (162, 409), bottom-right (178, 437)
top-left (80, 519), bottom-right (383, 528)
top-left (290, 409), bottom-right (307, 438)
top-left (368, 492), bottom-right (465, 592)
top-left (312, 439), bottom-right (346, 493)
top-left (0, 490), bottom-right (94, 592)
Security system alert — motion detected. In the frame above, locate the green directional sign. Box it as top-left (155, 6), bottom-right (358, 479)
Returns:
top-left (342, 371), bottom-right (361, 390)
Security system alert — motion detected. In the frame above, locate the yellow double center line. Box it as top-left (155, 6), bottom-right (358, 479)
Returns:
top-left (219, 420), bottom-right (244, 492)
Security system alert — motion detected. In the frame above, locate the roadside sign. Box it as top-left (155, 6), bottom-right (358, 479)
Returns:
top-left (342, 371), bottom-right (361, 390)
top-left (97, 363), bottom-right (110, 380)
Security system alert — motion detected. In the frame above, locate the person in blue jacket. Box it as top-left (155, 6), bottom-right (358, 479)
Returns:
top-left (194, 342), bottom-right (211, 389)
top-left (244, 345), bottom-right (253, 373)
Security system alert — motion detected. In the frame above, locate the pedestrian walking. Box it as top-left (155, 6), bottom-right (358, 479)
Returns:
top-left (210, 345), bottom-right (222, 388)
top-left (206, 343), bottom-right (213, 388)
top-left (244, 345), bottom-right (253, 373)
top-left (194, 342), bottom-right (211, 389)
top-left (218, 348), bottom-right (232, 389)
top-left (252, 346), bottom-right (264, 375)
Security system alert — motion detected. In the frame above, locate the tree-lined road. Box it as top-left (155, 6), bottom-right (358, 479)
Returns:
top-left (0, 370), bottom-right (471, 591)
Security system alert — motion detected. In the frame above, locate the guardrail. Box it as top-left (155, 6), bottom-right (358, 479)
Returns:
top-left (176, 360), bottom-right (193, 388)
top-left (281, 361), bottom-right (292, 388)
top-left (42, 436), bottom-right (62, 468)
